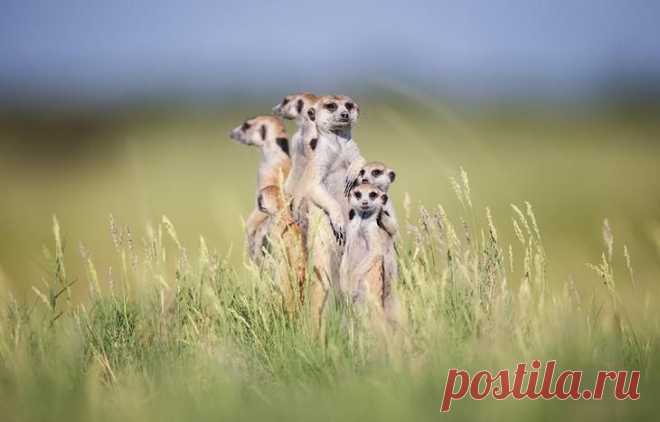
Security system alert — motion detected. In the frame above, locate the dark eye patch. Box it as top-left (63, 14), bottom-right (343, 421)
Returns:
top-left (241, 122), bottom-right (251, 131)
top-left (324, 102), bottom-right (338, 112)
top-left (359, 169), bottom-right (365, 176)
top-left (369, 191), bottom-right (378, 200)
top-left (281, 97), bottom-right (290, 106)
top-left (309, 138), bottom-right (318, 151)
top-left (260, 125), bottom-right (267, 140)
top-left (372, 169), bottom-right (382, 177)
top-left (345, 102), bottom-right (354, 111)
top-left (388, 171), bottom-right (396, 182)
top-left (276, 137), bottom-right (289, 156)
top-left (354, 191), bottom-right (362, 199)
top-left (296, 99), bottom-right (303, 114)
top-left (307, 108), bottom-right (315, 121)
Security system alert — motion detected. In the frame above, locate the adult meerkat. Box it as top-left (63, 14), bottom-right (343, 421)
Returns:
top-left (356, 161), bottom-right (401, 324)
top-left (229, 115), bottom-right (306, 312)
top-left (339, 183), bottom-right (390, 312)
top-left (272, 92), bottom-right (319, 199)
top-left (294, 95), bottom-right (365, 332)
top-left (303, 95), bottom-right (366, 243)
top-left (229, 115), bottom-right (291, 260)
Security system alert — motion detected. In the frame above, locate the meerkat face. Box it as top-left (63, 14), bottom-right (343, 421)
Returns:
top-left (272, 92), bottom-right (318, 121)
top-left (229, 115), bottom-right (289, 155)
top-left (349, 183), bottom-right (387, 217)
top-left (358, 162), bottom-right (396, 192)
top-left (309, 95), bottom-right (360, 132)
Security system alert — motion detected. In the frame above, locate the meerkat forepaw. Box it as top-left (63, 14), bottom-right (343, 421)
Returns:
top-left (344, 177), bottom-right (358, 198)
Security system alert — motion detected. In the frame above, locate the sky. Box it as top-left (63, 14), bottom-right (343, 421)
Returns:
top-left (1, 0), bottom-right (659, 106)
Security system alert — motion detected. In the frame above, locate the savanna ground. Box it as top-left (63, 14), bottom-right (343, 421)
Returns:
top-left (0, 95), bottom-right (659, 421)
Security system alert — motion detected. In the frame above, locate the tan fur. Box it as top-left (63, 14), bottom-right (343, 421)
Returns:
top-left (357, 161), bottom-right (401, 326)
top-left (340, 184), bottom-right (389, 311)
top-left (230, 115), bottom-right (291, 260)
top-left (290, 94), bottom-right (364, 332)
top-left (229, 115), bottom-right (306, 314)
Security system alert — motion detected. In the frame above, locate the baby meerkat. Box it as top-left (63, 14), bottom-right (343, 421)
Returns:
top-left (357, 162), bottom-right (398, 236)
top-left (357, 161), bottom-right (401, 325)
top-left (229, 115), bottom-right (291, 261)
top-left (340, 183), bottom-right (391, 311)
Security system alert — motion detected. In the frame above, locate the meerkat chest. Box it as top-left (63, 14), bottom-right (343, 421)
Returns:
top-left (347, 219), bottom-right (378, 249)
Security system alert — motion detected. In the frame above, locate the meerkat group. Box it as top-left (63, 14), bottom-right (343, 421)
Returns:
top-left (230, 93), bottom-right (401, 329)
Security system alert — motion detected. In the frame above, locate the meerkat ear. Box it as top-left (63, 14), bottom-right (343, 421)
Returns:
top-left (296, 99), bottom-right (304, 114)
top-left (260, 125), bottom-right (267, 141)
top-left (307, 108), bottom-right (315, 121)
top-left (349, 209), bottom-right (355, 220)
top-left (276, 137), bottom-right (289, 156)
top-left (388, 171), bottom-right (396, 182)
top-left (381, 194), bottom-right (389, 205)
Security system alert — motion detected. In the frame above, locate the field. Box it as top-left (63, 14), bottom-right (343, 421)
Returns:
top-left (0, 96), bottom-right (659, 421)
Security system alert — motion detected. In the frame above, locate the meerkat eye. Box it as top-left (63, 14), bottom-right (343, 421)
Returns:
top-left (359, 169), bottom-right (365, 176)
top-left (324, 102), bottom-right (338, 112)
top-left (281, 97), bottom-right (290, 106)
top-left (241, 122), bottom-right (251, 131)
top-left (345, 102), bottom-right (354, 111)
top-left (354, 191), bottom-right (362, 199)
top-left (369, 191), bottom-right (378, 200)
top-left (372, 169), bottom-right (382, 177)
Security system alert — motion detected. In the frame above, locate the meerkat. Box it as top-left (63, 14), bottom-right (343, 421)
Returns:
top-left (229, 115), bottom-right (291, 260)
top-left (272, 92), bottom-right (319, 199)
top-left (302, 95), bottom-right (366, 243)
top-left (289, 95), bottom-right (365, 331)
top-left (229, 115), bottom-right (306, 312)
top-left (339, 183), bottom-right (390, 313)
top-left (356, 161), bottom-right (401, 325)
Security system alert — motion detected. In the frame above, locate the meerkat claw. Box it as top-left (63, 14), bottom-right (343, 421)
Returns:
top-left (332, 223), bottom-right (345, 246)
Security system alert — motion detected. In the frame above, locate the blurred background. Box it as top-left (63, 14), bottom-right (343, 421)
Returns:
top-left (1, 0), bottom-right (659, 296)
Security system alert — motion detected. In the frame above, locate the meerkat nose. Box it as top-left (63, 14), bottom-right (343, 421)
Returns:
top-left (340, 111), bottom-right (349, 119)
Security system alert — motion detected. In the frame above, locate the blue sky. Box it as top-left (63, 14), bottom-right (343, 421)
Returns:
top-left (1, 0), bottom-right (659, 104)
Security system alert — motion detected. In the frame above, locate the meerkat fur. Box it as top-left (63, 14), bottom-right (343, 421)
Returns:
top-left (301, 95), bottom-right (365, 244)
top-left (229, 115), bottom-right (291, 260)
top-left (340, 184), bottom-right (391, 315)
top-left (357, 161), bottom-right (402, 326)
top-left (272, 92), bottom-right (319, 199)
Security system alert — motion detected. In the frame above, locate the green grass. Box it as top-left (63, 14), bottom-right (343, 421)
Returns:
top-left (1, 172), bottom-right (659, 421)
top-left (0, 100), bottom-right (659, 420)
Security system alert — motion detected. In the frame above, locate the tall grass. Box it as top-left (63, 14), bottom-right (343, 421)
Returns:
top-left (0, 170), bottom-right (657, 421)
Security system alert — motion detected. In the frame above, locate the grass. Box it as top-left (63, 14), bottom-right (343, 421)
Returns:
top-left (0, 99), bottom-right (659, 420)
top-left (0, 167), bottom-right (658, 421)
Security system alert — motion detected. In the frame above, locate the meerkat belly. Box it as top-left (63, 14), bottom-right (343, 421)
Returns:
top-left (345, 227), bottom-right (371, 269)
